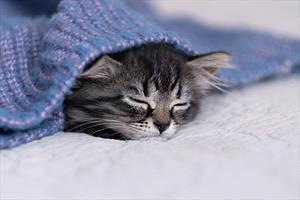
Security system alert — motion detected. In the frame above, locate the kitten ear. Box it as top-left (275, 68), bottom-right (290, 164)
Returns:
top-left (187, 52), bottom-right (230, 74)
top-left (80, 55), bottom-right (123, 79)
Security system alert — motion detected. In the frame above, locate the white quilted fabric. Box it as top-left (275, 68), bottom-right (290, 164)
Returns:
top-left (1, 76), bottom-right (299, 200)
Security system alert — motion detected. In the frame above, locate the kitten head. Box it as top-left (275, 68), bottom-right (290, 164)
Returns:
top-left (64, 44), bottom-right (229, 139)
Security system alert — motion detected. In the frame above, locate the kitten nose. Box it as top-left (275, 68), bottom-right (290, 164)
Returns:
top-left (154, 122), bottom-right (170, 133)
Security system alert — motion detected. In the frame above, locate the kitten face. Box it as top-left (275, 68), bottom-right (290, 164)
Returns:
top-left (64, 44), bottom-right (229, 139)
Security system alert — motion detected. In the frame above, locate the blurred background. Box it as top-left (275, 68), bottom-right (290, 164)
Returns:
top-left (151, 0), bottom-right (299, 38)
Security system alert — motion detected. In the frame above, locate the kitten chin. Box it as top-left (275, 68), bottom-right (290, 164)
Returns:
top-left (63, 44), bottom-right (229, 139)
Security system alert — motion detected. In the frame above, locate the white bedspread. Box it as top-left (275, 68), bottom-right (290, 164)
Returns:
top-left (1, 76), bottom-right (299, 200)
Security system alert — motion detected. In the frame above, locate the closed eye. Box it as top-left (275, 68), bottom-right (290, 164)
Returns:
top-left (123, 96), bottom-right (150, 111)
top-left (127, 97), bottom-right (154, 117)
top-left (128, 97), bottom-right (148, 105)
top-left (171, 102), bottom-right (190, 112)
top-left (173, 102), bottom-right (188, 107)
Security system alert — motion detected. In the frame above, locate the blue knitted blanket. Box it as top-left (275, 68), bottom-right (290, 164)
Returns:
top-left (0, 0), bottom-right (299, 149)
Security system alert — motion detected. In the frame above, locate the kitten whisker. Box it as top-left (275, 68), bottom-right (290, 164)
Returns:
top-left (207, 81), bottom-right (228, 93)
top-left (90, 123), bottom-right (126, 137)
top-left (90, 127), bottom-right (112, 136)
top-left (75, 121), bottom-right (119, 133)
top-left (66, 120), bottom-right (101, 132)
top-left (202, 70), bottom-right (222, 81)
top-left (66, 120), bottom-right (119, 132)
top-left (213, 81), bottom-right (229, 87)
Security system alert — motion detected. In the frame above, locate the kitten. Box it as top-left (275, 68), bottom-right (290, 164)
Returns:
top-left (63, 44), bottom-right (229, 139)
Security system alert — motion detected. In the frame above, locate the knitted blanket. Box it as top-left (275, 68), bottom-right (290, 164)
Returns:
top-left (0, 0), bottom-right (299, 149)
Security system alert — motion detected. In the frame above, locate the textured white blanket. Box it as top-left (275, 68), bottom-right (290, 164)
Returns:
top-left (1, 76), bottom-right (299, 200)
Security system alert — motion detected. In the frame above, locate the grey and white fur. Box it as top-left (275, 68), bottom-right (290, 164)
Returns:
top-left (63, 44), bottom-right (229, 140)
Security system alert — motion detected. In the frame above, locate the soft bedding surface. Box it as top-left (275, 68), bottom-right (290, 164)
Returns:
top-left (1, 76), bottom-right (299, 200)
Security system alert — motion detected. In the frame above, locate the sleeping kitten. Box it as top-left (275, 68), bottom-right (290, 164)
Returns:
top-left (63, 44), bottom-right (229, 139)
